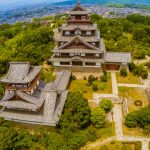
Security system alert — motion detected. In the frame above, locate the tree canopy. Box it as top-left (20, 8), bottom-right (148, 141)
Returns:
top-left (59, 92), bottom-right (91, 130)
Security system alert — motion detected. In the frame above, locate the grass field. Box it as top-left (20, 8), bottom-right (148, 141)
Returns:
top-left (118, 87), bottom-right (149, 112)
top-left (69, 73), bottom-right (112, 100)
top-left (116, 72), bottom-right (141, 84)
top-left (90, 141), bottom-right (138, 150)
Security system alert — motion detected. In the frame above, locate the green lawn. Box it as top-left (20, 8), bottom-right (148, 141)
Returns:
top-left (119, 87), bottom-right (149, 112)
top-left (99, 142), bottom-right (135, 150)
top-left (69, 73), bottom-right (112, 100)
top-left (116, 72), bottom-right (141, 84)
top-left (123, 124), bottom-right (150, 137)
top-left (90, 141), bottom-right (139, 150)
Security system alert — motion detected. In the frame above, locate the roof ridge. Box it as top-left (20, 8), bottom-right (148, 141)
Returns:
top-left (57, 35), bottom-right (100, 50)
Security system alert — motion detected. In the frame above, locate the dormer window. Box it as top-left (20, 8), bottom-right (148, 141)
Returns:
top-left (81, 16), bottom-right (86, 20)
top-left (71, 16), bottom-right (75, 20)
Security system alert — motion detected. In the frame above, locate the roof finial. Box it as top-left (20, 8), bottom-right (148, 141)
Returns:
top-left (77, 0), bottom-right (80, 4)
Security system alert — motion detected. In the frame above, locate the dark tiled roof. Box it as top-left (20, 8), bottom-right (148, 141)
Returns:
top-left (105, 52), bottom-right (131, 63)
top-left (0, 62), bottom-right (41, 84)
top-left (56, 35), bottom-right (100, 51)
top-left (61, 24), bottom-right (97, 31)
top-left (0, 90), bottom-right (45, 111)
top-left (50, 69), bottom-right (71, 94)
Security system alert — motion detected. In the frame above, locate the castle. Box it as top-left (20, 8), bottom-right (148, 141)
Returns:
top-left (50, 2), bottom-right (131, 71)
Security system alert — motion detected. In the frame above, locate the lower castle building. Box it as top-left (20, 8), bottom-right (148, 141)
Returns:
top-left (0, 62), bottom-right (71, 126)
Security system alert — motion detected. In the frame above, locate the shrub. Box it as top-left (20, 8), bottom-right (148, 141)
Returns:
top-left (99, 145), bottom-right (108, 150)
top-left (133, 67), bottom-right (143, 77)
top-left (91, 107), bottom-right (106, 128)
top-left (88, 75), bottom-right (96, 85)
top-left (71, 75), bottom-right (76, 80)
top-left (92, 84), bottom-right (98, 91)
top-left (128, 62), bottom-right (136, 72)
top-left (100, 84), bottom-right (106, 91)
top-left (141, 70), bottom-right (148, 79)
top-left (83, 76), bottom-right (87, 80)
top-left (111, 141), bottom-right (116, 144)
top-left (120, 68), bottom-right (127, 77)
top-left (100, 99), bottom-right (113, 113)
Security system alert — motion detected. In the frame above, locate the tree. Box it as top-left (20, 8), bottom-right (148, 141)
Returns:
top-left (125, 106), bottom-right (150, 128)
top-left (120, 68), bottom-right (128, 77)
top-left (91, 107), bottom-right (105, 128)
top-left (134, 50), bottom-right (146, 59)
top-left (0, 127), bottom-right (18, 150)
top-left (59, 92), bottom-right (91, 130)
top-left (91, 14), bottom-right (102, 22)
top-left (100, 99), bottom-right (113, 113)
top-left (101, 71), bottom-right (108, 82)
top-left (125, 112), bottom-right (138, 128)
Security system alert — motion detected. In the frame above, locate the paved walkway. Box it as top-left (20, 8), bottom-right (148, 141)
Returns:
top-left (118, 83), bottom-right (145, 88)
top-left (113, 105), bottom-right (123, 140)
top-left (142, 142), bottom-right (149, 150)
top-left (111, 72), bottom-right (118, 95)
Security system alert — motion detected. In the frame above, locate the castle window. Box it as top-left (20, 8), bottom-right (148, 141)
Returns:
top-left (81, 16), bottom-right (86, 20)
top-left (86, 31), bottom-right (92, 35)
top-left (61, 53), bottom-right (70, 56)
top-left (85, 62), bottom-right (96, 66)
top-left (60, 62), bottom-right (70, 65)
top-left (71, 16), bottom-right (75, 20)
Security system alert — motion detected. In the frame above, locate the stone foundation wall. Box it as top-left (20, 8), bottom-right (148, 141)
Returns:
top-left (54, 66), bottom-right (102, 73)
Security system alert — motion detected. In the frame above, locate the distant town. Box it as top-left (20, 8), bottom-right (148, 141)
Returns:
top-left (0, 3), bottom-right (150, 24)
